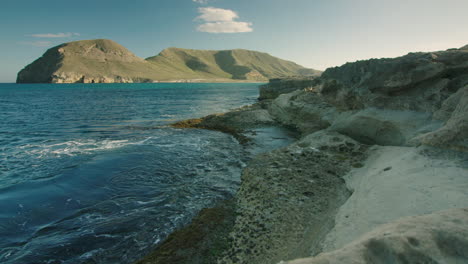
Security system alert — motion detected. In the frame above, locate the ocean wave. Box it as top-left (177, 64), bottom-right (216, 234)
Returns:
top-left (20, 138), bottom-right (154, 158)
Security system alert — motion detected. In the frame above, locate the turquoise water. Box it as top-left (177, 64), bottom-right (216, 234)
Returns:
top-left (0, 83), bottom-right (292, 263)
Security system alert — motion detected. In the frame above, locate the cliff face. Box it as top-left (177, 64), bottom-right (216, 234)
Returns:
top-left (15, 45), bottom-right (63, 83)
top-left (319, 49), bottom-right (468, 112)
top-left (16, 39), bottom-right (320, 83)
top-left (269, 46), bottom-right (468, 151)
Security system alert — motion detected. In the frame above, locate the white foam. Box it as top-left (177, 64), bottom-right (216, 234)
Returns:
top-left (20, 138), bottom-right (154, 157)
top-left (79, 248), bottom-right (104, 260)
top-left (136, 200), bottom-right (152, 205)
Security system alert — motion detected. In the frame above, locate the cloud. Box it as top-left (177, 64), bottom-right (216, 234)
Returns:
top-left (197, 7), bottom-right (238, 22)
top-left (197, 21), bottom-right (253, 33)
top-left (196, 7), bottom-right (252, 33)
top-left (28, 32), bottom-right (80, 38)
top-left (19, 41), bottom-right (53, 47)
top-left (193, 0), bottom-right (209, 4)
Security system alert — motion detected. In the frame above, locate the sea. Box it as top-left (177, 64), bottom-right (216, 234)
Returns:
top-left (0, 83), bottom-right (294, 264)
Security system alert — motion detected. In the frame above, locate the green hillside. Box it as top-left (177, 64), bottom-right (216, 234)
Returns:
top-left (17, 39), bottom-right (320, 83)
top-left (146, 47), bottom-right (321, 81)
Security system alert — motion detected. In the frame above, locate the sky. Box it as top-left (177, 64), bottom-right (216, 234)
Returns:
top-left (0, 0), bottom-right (467, 82)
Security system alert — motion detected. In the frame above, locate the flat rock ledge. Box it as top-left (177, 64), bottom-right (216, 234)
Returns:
top-left (171, 103), bottom-right (276, 145)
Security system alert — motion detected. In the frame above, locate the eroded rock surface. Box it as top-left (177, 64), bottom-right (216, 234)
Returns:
top-left (321, 146), bottom-right (468, 252)
top-left (268, 90), bottom-right (336, 135)
top-left (219, 132), bottom-right (368, 264)
top-left (171, 103), bottom-right (276, 144)
top-left (266, 45), bottom-right (468, 151)
top-left (219, 44), bottom-right (468, 264)
top-left (329, 108), bottom-right (442, 146)
top-left (283, 208), bottom-right (468, 264)
top-left (139, 45), bottom-right (468, 264)
top-left (320, 49), bottom-right (468, 113)
top-left (415, 86), bottom-right (468, 151)
top-left (259, 78), bottom-right (319, 100)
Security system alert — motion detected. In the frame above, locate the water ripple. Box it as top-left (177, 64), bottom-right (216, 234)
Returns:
top-left (0, 83), bottom-right (261, 264)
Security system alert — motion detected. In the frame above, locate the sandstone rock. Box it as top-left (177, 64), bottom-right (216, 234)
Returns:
top-left (219, 131), bottom-right (368, 264)
top-left (259, 78), bottom-right (319, 100)
top-left (329, 108), bottom-right (442, 146)
top-left (192, 104), bottom-right (276, 131)
top-left (263, 46), bottom-right (468, 150)
top-left (320, 145), bottom-right (468, 252)
top-left (283, 208), bottom-right (468, 264)
top-left (50, 72), bottom-right (136, 83)
top-left (268, 90), bottom-right (336, 135)
top-left (172, 103), bottom-right (277, 144)
top-left (319, 48), bottom-right (468, 113)
top-left (414, 86), bottom-right (468, 151)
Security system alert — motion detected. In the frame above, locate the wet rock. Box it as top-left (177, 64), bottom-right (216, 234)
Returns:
top-left (135, 200), bottom-right (236, 264)
top-left (172, 103), bottom-right (277, 144)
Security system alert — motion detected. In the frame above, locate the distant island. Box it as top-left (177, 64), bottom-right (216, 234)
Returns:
top-left (16, 39), bottom-right (321, 83)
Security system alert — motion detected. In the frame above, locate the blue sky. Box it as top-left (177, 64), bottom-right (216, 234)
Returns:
top-left (0, 0), bottom-right (467, 82)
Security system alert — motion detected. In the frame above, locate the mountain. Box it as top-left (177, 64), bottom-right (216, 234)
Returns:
top-left (16, 39), bottom-right (320, 83)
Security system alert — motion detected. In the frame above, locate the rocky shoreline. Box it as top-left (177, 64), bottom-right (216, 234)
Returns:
top-left (138, 45), bottom-right (468, 264)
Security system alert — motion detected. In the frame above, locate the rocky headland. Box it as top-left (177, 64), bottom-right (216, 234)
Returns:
top-left (137, 45), bottom-right (468, 264)
top-left (16, 39), bottom-right (321, 83)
